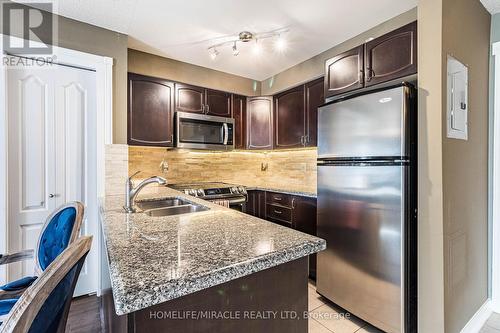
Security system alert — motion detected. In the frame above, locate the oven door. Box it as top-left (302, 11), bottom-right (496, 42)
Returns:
top-left (229, 197), bottom-right (246, 213)
top-left (176, 112), bottom-right (234, 150)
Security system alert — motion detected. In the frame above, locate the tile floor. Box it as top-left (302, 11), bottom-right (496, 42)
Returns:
top-left (480, 313), bottom-right (500, 333)
top-left (308, 280), bottom-right (383, 333)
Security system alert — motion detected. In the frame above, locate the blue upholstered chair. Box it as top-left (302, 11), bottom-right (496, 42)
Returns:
top-left (0, 236), bottom-right (92, 332)
top-left (0, 202), bottom-right (84, 302)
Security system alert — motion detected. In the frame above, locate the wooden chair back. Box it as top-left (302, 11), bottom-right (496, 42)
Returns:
top-left (0, 236), bottom-right (92, 333)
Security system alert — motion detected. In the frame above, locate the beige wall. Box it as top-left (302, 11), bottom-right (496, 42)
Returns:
top-left (441, 0), bottom-right (491, 332)
top-left (418, 0), bottom-right (491, 332)
top-left (128, 49), bottom-right (261, 96)
top-left (417, 0), bottom-right (446, 331)
top-left (260, 8), bottom-right (417, 95)
top-left (128, 147), bottom-right (317, 194)
top-left (0, 1), bottom-right (128, 144)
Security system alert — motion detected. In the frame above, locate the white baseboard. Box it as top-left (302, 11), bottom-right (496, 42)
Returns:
top-left (460, 300), bottom-right (493, 333)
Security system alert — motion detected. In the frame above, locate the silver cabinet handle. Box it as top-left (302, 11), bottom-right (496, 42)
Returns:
top-left (201, 104), bottom-right (205, 113)
top-left (48, 194), bottom-right (55, 198)
top-left (206, 105), bottom-right (210, 114)
top-left (274, 210), bottom-right (282, 214)
top-left (274, 196), bottom-right (282, 201)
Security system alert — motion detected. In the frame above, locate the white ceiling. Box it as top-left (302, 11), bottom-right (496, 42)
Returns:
top-left (45, 0), bottom-right (416, 80)
top-left (480, 0), bottom-right (500, 14)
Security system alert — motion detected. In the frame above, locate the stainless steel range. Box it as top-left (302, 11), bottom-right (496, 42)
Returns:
top-left (168, 182), bottom-right (247, 212)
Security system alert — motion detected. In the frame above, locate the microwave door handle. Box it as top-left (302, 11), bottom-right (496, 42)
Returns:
top-left (223, 123), bottom-right (229, 145)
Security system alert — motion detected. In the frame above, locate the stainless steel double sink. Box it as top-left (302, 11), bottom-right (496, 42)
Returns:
top-left (135, 197), bottom-right (209, 217)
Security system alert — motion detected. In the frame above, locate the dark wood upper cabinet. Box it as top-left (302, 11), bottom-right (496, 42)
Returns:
top-left (305, 78), bottom-right (324, 147)
top-left (247, 96), bottom-right (273, 150)
top-left (232, 94), bottom-right (246, 149)
top-left (175, 83), bottom-right (205, 114)
top-left (365, 21), bottom-right (417, 87)
top-left (325, 45), bottom-right (364, 98)
top-left (273, 86), bottom-right (306, 149)
top-left (206, 89), bottom-right (231, 117)
top-left (128, 73), bottom-right (174, 147)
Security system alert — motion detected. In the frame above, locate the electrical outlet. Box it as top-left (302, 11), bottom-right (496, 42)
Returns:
top-left (159, 160), bottom-right (169, 174)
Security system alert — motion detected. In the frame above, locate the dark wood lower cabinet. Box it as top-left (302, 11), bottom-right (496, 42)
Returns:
top-left (103, 257), bottom-right (308, 333)
top-left (246, 190), bottom-right (317, 278)
top-left (292, 196), bottom-right (318, 279)
top-left (246, 190), bottom-right (266, 219)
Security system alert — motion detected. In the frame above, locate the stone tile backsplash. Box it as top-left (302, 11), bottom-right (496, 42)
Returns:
top-left (128, 146), bottom-right (317, 194)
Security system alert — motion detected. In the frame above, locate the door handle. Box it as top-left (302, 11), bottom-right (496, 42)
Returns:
top-left (223, 123), bottom-right (229, 145)
top-left (48, 194), bottom-right (56, 198)
top-left (366, 68), bottom-right (374, 82)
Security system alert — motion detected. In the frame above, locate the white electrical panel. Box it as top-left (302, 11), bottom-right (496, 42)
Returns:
top-left (447, 55), bottom-right (468, 140)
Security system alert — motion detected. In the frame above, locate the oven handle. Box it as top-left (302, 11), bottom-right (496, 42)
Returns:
top-left (210, 196), bottom-right (246, 204)
top-left (223, 123), bottom-right (229, 145)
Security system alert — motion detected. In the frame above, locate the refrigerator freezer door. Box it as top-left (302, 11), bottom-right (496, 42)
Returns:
top-left (318, 86), bottom-right (409, 159)
top-left (316, 163), bottom-right (406, 333)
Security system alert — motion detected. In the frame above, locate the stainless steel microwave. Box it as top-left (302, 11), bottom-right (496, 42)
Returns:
top-left (175, 112), bottom-right (234, 150)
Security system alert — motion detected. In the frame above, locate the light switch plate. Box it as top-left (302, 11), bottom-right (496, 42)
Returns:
top-left (447, 55), bottom-right (468, 140)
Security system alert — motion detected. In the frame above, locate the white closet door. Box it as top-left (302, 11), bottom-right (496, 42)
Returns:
top-left (7, 65), bottom-right (57, 279)
top-left (54, 65), bottom-right (97, 296)
top-left (7, 59), bottom-right (98, 296)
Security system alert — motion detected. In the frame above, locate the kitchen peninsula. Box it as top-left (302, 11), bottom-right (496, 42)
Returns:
top-left (100, 185), bottom-right (326, 333)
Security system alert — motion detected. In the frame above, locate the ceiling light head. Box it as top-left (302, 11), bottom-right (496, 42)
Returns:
top-left (232, 42), bottom-right (239, 56)
top-left (253, 39), bottom-right (262, 55)
top-left (239, 31), bottom-right (254, 42)
top-left (209, 48), bottom-right (219, 60)
top-left (275, 35), bottom-right (287, 52)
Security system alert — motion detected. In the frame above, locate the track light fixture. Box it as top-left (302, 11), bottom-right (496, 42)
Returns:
top-left (207, 28), bottom-right (289, 59)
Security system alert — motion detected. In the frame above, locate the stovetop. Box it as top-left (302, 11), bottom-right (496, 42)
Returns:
top-left (169, 182), bottom-right (236, 190)
top-left (168, 182), bottom-right (247, 198)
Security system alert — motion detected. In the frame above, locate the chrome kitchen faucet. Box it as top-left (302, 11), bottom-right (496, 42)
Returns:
top-left (124, 171), bottom-right (167, 213)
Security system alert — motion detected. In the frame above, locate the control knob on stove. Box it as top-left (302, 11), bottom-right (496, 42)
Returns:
top-left (237, 186), bottom-right (246, 194)
top-left (230, 187), bottom-right (238, 194)
top-left (197, 189), bottom-right (204, 197)
top-left (188, 189), bottom-right (197, 196)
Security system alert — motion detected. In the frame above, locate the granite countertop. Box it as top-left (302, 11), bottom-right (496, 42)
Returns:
top-left (245, 186), bottom-right (317, 198)
top-left (100, 185), bottom-right (326, 315)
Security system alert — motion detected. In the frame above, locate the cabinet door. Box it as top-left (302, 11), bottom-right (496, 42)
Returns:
top-left (256, 191), bottom-right (267, 219)
top-left (232, 94), bottom-right (247, 149)
top-left (246, 190), bottom-right (266, 219)
top-left (247, 97), bottom-right (273, 150)
top-left (206, 89), bottom-right (231, 117)
top-left (246, 191), bottom-right (257, 216)
top-left (291, 196), bottom-right (318, 278)
top-left (128, 73), bottom-right (174, 147)
top-left (305, 78), bottom-right (324, 147)
top-left (365, 21), bottom-right (417, 87)
top-left (325, 45), bottom-right (364, 98)
top-left (175, 83), bottom-right (205, 114)
top-left (274, 86), bottom-right (306, 149)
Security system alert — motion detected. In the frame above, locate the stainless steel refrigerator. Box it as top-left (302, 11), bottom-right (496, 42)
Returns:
top-left (316, 84), bottom-right (417, 333)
